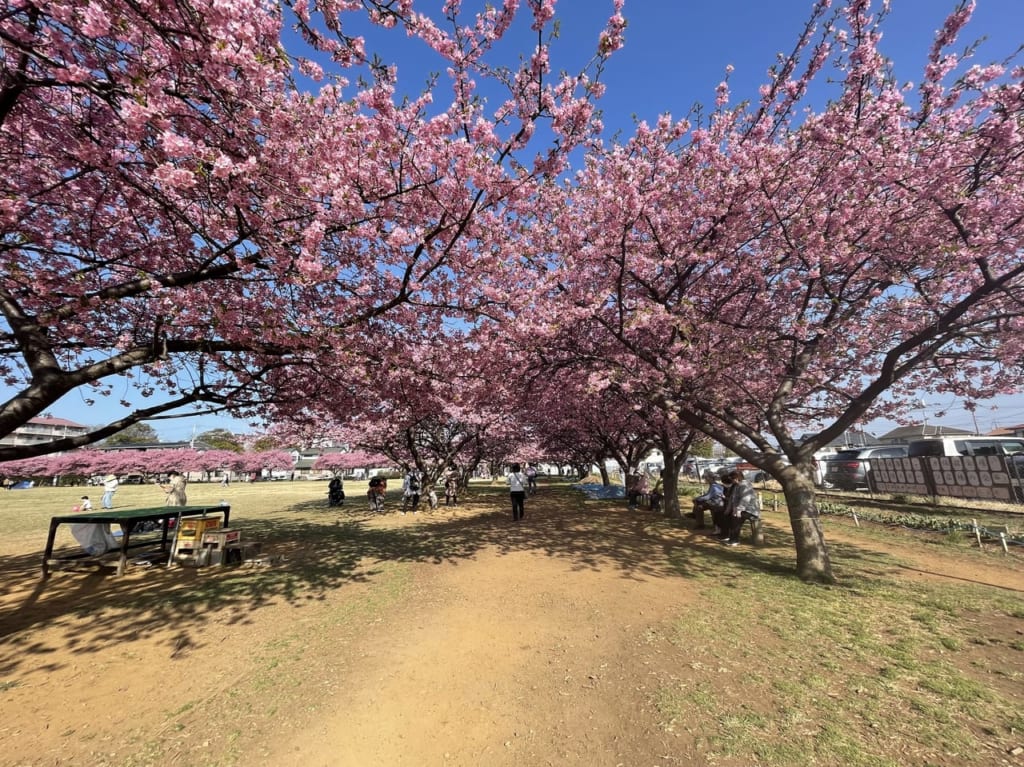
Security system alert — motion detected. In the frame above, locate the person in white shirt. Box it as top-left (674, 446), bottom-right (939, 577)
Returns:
top-left (507, 463), bottom-right (528, 521)
top-left (101, 474), bottom-right (118, 509)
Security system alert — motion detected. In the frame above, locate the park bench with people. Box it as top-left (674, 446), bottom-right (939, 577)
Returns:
top-left (691, 501), bottom-right (765, 545)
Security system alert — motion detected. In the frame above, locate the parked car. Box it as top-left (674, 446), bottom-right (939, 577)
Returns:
top-left (736, 462), bottom-right (766, 482)
top-left (687, 457), bottom-right (741, 481)
top-left (811, 449), bottom-right (838, 487)
top-left (907, 436), bottom-right (1024, 477)
top-left (736, 457), bottom-right (791, 483)
top-left (823, 446), bottom-right (908, 490)
top-left (906, 436), bottom-right (1024, 459)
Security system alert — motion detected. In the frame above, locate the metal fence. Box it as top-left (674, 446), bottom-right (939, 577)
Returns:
top-left (870, 455), bottom-right (1024, 504)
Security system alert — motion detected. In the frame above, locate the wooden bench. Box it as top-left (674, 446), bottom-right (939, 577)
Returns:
top-left (691, 506), bottom-right (764, 545)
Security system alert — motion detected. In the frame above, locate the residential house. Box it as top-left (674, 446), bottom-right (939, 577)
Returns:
top-left (989, 424), bottom-right (1024, 438)
top-left (876, 425), bottom-right (975, 445)
top-left (0, 416), bottom-right (89, 448)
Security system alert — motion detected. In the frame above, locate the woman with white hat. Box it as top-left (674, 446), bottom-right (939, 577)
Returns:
top-left (101, 474), bottom-right (119, 509)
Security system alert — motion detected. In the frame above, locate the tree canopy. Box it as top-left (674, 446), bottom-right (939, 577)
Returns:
top-left (0, 0), bottom-right (624, 458)
top-left (102, 423), bottom-right (160, 447)
top-left (3, 0), bottom-right (1022, 581)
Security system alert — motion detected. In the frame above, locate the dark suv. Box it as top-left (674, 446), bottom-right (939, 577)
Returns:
top-left (823, 446), bottom-right (908, 490)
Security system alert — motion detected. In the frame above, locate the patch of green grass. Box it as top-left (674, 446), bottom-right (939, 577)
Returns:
top-left (654, 519), bottom-right (1024, 767)
top-left (939, 635), bottom-right (963, 651)
top-left (167, 700), bottom-right (197, 717)
top-left (917, 666), bottom-right (989, 703)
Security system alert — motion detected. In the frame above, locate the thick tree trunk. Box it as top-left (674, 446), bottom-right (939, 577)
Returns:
top-left (662, 453), bottom-right (681, 520)
top-left (598, 463), bottom-right (610, 486)
top-left (779, 470), bottom-right (834, 583)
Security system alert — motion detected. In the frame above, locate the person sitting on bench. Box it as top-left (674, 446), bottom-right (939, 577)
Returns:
top-left (719, 470), bottom-right (761, 546)
top-left (688, 475), bottom-right (726, 530)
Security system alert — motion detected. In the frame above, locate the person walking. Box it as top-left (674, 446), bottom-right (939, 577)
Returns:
top-left (507, 462), bottom-right (528, 521)
top-left (101, 474), bottom-right (118, 509)
top-left (525, 463), bottom-right (538, 494)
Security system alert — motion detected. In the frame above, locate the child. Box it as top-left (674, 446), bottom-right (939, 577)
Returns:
top-left (426, 484), bottom-right (439, 511)
top-left (69, 496), bottom-right (120, 555)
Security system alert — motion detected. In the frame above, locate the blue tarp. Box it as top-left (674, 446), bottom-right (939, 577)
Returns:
top-left (573, 482), bottom-right (625, 500)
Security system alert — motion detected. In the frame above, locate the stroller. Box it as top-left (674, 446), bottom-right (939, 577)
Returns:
top-left (328, 476), bottom-right (345, 507)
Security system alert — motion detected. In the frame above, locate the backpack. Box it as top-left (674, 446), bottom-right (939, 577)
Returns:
top-left (408, 474), bottom-right (420, 492)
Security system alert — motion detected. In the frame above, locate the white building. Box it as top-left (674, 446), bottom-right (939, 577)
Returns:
top-left (0, 416), bottom-right (89, 448)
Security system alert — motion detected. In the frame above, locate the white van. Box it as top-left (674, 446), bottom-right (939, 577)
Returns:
top-left (906, 436), bottom-right (1024, 459)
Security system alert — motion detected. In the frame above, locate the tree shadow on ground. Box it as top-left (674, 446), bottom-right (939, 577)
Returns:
top-left (0, 482), bottom-right (898, 676)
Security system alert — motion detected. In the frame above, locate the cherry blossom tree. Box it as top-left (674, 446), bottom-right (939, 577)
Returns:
top-left (234, 450), bottom-right (296, 478)
top-left (0, 445), bottom-right (206, 482)
top-left (519, 333), bottom-right (703, 515)
top-left (317, 365), bottom-right (519, 486)
top-left (0, 0), bottom-right (624, 461)
top-left (523, 374), bottom-right (654, 486)
top-left (313, 450), bottom-right (393, 477)
top-left (530, 0), bottom-right (1024, 581)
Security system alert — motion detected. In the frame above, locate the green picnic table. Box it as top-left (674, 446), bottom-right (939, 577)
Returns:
top-left (42, 504), bottom-right (231, 577)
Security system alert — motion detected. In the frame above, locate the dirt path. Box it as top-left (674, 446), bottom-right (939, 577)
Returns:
top-left (1, 489), bottom-right (1021, 767)
top-left (268, 549), bottom-right (685, 766)
top-left (247, 501), bottom-right (703, 767)
top-left (247, 501), bottom-right (1024, 767)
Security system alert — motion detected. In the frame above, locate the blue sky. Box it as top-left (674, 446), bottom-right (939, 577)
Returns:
top-left (13, 0), bottom-right (1024, 440)
top-left (553, 0), bottom-right (1023, 135)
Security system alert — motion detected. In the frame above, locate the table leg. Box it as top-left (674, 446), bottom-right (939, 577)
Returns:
top-left (42, 518), bottom-right (60, 578)
top-left (160, 518), bottom-right (171, 551)
top-left (117, 523), bottom-right (132, 576)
